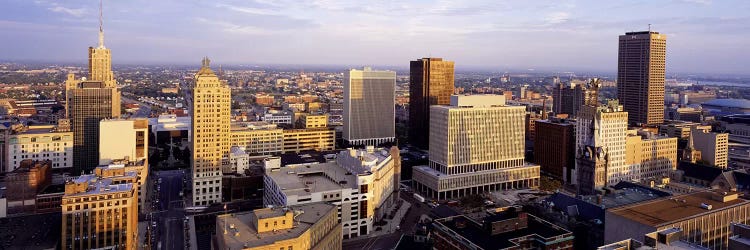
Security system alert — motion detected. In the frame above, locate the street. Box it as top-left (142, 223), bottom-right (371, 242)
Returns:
top-left (151, 170), bottom-right (188, 250)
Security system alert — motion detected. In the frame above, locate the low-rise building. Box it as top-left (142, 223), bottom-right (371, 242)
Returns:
top-left (6, 121), bottom-right (73, 170)
top-left (624, 129), bottom-right (678, 181)
top-left (606, 190), bottom-right (750, 249)
top-left (4, 159), bottom-right (51, 214)
top-left (216, 203), bottom-right (342, 250)
top-left (230, 122), bottom-right (335, 155)
top-left (691, 128), bottom-right (729, 168)
top-left (432, 206), bottom-right (574, 250)
top-left (225, 146), bottom-right (249, 174)
top-left (264, 147), bottom-right (400, 238)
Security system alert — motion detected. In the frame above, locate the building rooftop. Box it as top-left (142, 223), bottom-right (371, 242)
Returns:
top-left (608, 191), bottom-right (748, 227)
top-left (268, 148), bottom-right (395, 197)
top-left (703, 99), bottom-right (750, 109)
top-left (217, 203), bottom-right (334, 249)
top-left (414, 163), bottom-right (538, 179)
top-left (64, 174), bottom-right (134, 197)
top-left (434, 213), bottom-right (572, 249)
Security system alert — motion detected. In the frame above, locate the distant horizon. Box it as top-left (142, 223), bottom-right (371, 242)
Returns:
top-left (4, 59), bottom-right (750, 78)
top-left (2, 1), bottom-right (749, 75)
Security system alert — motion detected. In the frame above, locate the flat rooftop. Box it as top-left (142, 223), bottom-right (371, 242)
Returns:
top-left (414, 163), bottom-right (539, 179)
top-left (435, 214), bottom-right (572, 249)
top-left (266, 161), bottom-right (356, 197)
top-left (609, 191), bottom-right (748, 227)
top-left (65, 175), bottom-right (134, 197)
top-left (218, 203), bottom-right (334, 249)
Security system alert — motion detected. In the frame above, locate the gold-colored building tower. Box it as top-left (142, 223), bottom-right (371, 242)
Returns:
top-left (617, 31), bottom-right (667, 125)
top-left (65, 1), bottom-right (121, 173)
top-left (191, 57), bottom-right (230, 206)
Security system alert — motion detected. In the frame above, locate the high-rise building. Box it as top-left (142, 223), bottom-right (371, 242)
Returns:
top-left (66, 8), bottom-right (121, 173)
top-left (191, 57), bottom-right (230, 206)
top-left (62, 173), bottom-right (138, 250)
top-left (534, 118), bottom-right (576, 183)
top-left (412, 95), bottom-right (540, 200)
top-left (552, 79), bottom-right (600, 117)
top-left (408, 58), bottom-right (455, 149)
top-left (343, 67), bottom-right (396, 146)
top-left (99, 118), bottom-right (148, 165)
top-left (617, 31), bottom-right (667, 125)
top-left (216, 203), bottom-right (342, 250)
top-left (576, 100), bottom-right (628, 195)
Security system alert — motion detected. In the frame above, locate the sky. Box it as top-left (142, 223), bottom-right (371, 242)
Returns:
top-left (1, 0), bottom-right (749, 74)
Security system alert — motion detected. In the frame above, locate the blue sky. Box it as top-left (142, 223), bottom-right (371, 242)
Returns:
top-left (1, 0), bottom-right (749, 74)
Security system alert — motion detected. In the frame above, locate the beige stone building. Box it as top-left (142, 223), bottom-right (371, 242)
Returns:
top-left (6, 122), bottom-right (73, 170)
top-left (691, 128), bottom-right (729, 168)
top-left (191, 57), bottom-right (230, 206)
top-left (658, 121), bottom-right (711, 139)
top-left (62, 174), bottom-right (138, 250)
top-left (606, 191), bottom-right (750, 250)
top-left (99, 118), bottom-right (148, 165)
top-left (624, 129), bottom-right (678, 180)
top-left (576, 100), bottom-right (628, 194)
top-left (617, 31), bottom-right (666, 125)
top-left (230, 122), bottom-right (335, 156)
top-left (216, 203), bottom-right (342, 250)
top-left (94, 159), bottom-right (148, 211)
top-left (413, 95), bottom-right (541, 200)
top-left (298, 114), bottom-right (328, 128)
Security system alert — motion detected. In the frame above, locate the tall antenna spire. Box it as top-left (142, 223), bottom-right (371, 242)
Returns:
top-left (98, 0), bottom-right (105, 48)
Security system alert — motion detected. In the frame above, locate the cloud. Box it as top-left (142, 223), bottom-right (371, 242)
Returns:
top-left (678, 0), bottom-right (712, 5)
top-left (545, 12), bottom-right (571, 25)
top-left (216, 3), bottom-right (278, 16)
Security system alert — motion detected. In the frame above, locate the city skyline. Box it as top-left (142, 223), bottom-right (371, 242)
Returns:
top-left (1, 0), bottom-right (749, 74)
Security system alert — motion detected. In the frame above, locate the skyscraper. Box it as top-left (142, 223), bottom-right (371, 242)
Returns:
top-left (576, 100), bottom-right (628, 195)
top-left (617, 31), bottom-right (667, 125)
top-left (552, 79), bottom-right (599, 117)
top-left (191, 57), bottom-right (230, 206)
top-left (408, 58), bottom-right (454, 149)
top-left (343, 67), bottom-right (396, 146)
top-left (66, 6), bottom-right (120, 173)
top-left (412, 95), bottom-right (540, 200)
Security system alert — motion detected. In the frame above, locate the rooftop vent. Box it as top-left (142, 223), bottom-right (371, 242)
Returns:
top-left (700, 203), bottom-right (712, 210)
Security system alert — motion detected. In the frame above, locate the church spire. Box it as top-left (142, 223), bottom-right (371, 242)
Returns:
top-left (98, 0), bottom-right (105, 49)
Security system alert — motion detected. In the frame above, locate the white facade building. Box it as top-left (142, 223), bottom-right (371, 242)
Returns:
top-left (263, 147), bottom-right (400, 239)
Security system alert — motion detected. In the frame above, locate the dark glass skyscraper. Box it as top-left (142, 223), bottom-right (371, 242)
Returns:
top-left (408, 58), bottom-right (454, 149)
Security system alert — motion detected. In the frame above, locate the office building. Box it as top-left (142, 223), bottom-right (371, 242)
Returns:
top-left (576, 100), bottom-right (628, 194)
top-left (617, 31), bottom-right (667, 125)
top-left (216, 203), bottom-right (342, 250)
top-left (552, 79), bottom-right (599, 117)
top-left (298, 114), bottom-right (328, 129)
top-left (99, 118), bottom-right (148, 165)
top-left (148, 114), bottom-right (190, 145)
top-left (65, 11), bottom-right (121, 173)
top-left (624, 129), bottom-right (678, 180)
top-left (191, 57), bottom-right (230, 206)
top-left (264, 147), bottom-right (400, 238)
top-left (6, 121), bottom-right (73, 170)
top-left (658, 121), bottom-right (711, 139)
top-left (62, 174), bottom-right (138, 250)
top-left (230, 122), bottom-right (335, 155)
top-left (666, 106), bottom-right (704, 122)
top-left (606, 190), bottom-right (750, 249)
top-left (409, 58), bottom-right (455, 149)
top-left (94, 159), bottom-right (148, 211)
top-left (343, 67), bottom-right (396, 146)
top-left (282, 127), bottom-right (336, 154)
top-left (691, 128), bottom-right (729, 169)
top-left (412, 95), bottom-right (541, 200)
top-left (432, 206), bottom-right (574, 250)
top-left (534, 118), bottom-right (576, 183)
